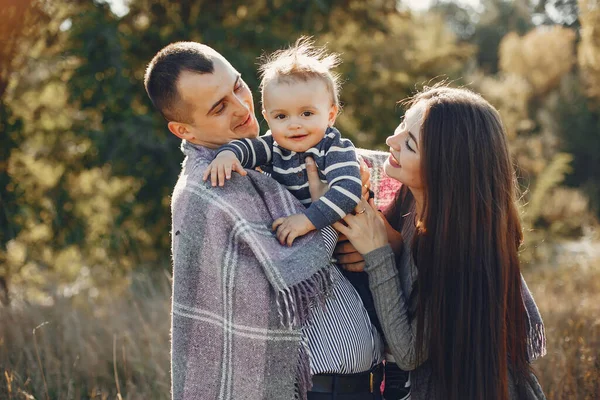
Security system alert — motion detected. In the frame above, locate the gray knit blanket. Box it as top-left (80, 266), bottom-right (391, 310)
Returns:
top-left (171, 141), bottom-right (340, 400)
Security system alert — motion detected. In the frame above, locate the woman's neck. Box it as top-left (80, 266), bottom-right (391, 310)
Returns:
top-left (410, 188), bottom-right (424, 223)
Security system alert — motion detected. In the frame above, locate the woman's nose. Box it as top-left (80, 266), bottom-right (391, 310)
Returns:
top-left (386, 134), bottom-right (400, 149)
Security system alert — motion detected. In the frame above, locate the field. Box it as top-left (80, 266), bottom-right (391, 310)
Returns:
top-left (1, 257), bottom-right (599, 400)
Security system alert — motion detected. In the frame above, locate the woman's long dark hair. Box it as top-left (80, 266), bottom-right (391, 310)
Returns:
top-left (388, 87), bottom-right (531, 400)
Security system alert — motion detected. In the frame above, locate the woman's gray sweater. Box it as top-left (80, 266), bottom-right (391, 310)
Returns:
top-left (363, 218), bottom-right (547, 399)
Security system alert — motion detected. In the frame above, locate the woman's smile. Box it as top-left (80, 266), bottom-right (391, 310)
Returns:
top-left (388, 152), bottom-right (401, 168)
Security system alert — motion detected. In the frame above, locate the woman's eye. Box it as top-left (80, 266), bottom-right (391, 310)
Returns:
top-left (405, 139), bottom-right (414, 152)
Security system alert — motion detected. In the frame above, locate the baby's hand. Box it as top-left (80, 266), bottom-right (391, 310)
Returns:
top-left (272, 214), bottom-right (315, 247)
top-left (202, 151), bottom-right (247, 187)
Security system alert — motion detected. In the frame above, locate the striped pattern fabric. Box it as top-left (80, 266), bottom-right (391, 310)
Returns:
top-left (218, 127), bottom-right (362, 230)
top-left (305, 226), bottom-right (384, 374)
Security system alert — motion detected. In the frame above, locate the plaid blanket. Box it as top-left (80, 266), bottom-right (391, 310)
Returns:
top-left (171, 141), bottom-right (343, 400)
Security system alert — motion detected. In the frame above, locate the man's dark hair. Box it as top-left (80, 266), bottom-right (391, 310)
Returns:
top-left (144, 41), bottom-right (215, 123)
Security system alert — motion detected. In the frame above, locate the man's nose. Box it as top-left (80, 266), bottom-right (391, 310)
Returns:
top-left (232, 94), bottom-right (250, 115)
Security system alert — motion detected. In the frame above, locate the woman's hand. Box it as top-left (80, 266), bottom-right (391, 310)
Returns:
top-left (333, 198), bottom-right (389, 255)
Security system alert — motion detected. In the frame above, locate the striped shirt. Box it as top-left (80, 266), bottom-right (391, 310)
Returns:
top-left (218, 127), bottom-right (362, 230)
top-left (306, 226), bottom-right (384, 374)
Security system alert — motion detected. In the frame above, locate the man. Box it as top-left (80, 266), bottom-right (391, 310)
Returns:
top-left (144, 42), bottom-right (383, 400)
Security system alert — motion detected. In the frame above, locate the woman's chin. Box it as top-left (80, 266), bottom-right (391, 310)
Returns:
top-left (383, 160), bottom-right (402, 181)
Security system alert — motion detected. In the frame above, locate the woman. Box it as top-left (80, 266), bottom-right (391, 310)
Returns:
top-left (334, 86), bottom-right (546, 400)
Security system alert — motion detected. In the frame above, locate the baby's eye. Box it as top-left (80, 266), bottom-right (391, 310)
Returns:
top-left (274, 114), bottom-right (286, 120)
top-left (302, 111), bottom-right (313, 117)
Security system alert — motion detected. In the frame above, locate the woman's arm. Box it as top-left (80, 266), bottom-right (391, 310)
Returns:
top-left (363, 244), bottom-right (425, 370)
top-left (333, 198), bottom-right (426, 370)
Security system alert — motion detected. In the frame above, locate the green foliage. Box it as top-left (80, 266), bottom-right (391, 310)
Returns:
top-left (1, 0), bottom-right (599, 300)
top-left (524, 152), bottom-right (573, 227)
top-left (556, 79), bottom-right (600, 216)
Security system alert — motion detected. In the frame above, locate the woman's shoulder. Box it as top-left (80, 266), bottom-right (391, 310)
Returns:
top-left (508, 370), bottom-right (547, 400)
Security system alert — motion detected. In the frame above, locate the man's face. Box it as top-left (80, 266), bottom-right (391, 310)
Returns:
top-left (168, 56), bottom-right (259, 148)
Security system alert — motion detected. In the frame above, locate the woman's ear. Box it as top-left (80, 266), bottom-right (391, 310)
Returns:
top-left (328, 104), bottom-right (339, 127)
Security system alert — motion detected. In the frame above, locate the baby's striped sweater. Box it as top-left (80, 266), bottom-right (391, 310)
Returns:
top-left (218, 127), bottom-right (362, 229)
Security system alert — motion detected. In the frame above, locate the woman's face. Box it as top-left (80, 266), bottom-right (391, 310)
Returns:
top-left (384, 102), bottom-right (424, 191)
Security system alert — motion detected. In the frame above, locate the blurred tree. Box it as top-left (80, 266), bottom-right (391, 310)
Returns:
top-left (431, 0), bottom-right (533, 73)
top-left (4, 0), bottom-right (597, 299)
top-left (0, 0), bottom-right (53, 304)
top-left (556, 77), bottom-right (600, 217)
top-left (471, 23), bottom-right (597, 244)
top-left (499, 26), bottom-right (576, 96)
top-left (578, 0), bottom-right (600, 100)
top-left (59, 0), bottom-right (472, 267)
top-left (2, 0), bottom-right (472, 300)
top-left (532, 0), bottom-right (580, 27)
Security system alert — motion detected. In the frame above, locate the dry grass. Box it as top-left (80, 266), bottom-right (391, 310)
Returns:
top-left (0, 275), bottom-right (171, 400)
top-left (524, 261), bottom-right (600, 400)
top-left (0, 262), bottom-right (598, 399)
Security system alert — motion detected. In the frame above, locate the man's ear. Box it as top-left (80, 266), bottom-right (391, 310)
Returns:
top-left (328, 104), bottom-right (339, 127)
top-left (168, 121), bottom-right (193, 141)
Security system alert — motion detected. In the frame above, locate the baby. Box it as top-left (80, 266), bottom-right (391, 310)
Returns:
top-left (204, 38), bottom-right (363, 246)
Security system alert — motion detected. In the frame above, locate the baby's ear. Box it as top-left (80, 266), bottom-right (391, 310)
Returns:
top-left (328, 104), bottom-right (339, 127)
top-left (261, 109), bottom-right (267, 120)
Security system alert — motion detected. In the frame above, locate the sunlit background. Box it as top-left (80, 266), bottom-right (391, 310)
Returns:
top-left (0, 0), bottom-right (598, 399)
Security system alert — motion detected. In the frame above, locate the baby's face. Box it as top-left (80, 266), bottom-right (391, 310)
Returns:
top-left (262, 78), bottom-right (337, 153)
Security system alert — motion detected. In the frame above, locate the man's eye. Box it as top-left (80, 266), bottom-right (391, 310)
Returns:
top-left (215, 103), bottom-right (226, 114)
top-left (302, 111), bottom-right (313, 117)
top-left (234, 81), bottom-right (244, 92)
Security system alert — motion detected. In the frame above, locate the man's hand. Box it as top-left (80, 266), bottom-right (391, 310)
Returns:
top-left (272, 213), bottom-right (316, 247)
top-left (306, 156), bottom-right (371, 203)
top-left (306, 157), bottom-right (328, 201)
top-left (202, 150), bottom-right (247, 187)
top-left (334, 234), bottom-right (367, 272)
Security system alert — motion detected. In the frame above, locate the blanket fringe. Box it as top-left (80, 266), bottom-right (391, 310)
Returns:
top-left (527, 322), bottom-right (547, 361)
top-left (276, 266), bottom-right (334, 329)
top-left (276, 267), bottom-right (334, 400)
top-left (296, 335), bottom-right (312, 400)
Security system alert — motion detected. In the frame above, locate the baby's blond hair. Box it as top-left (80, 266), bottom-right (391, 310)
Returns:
top-left (259, 37), bottom-right (341, 107)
